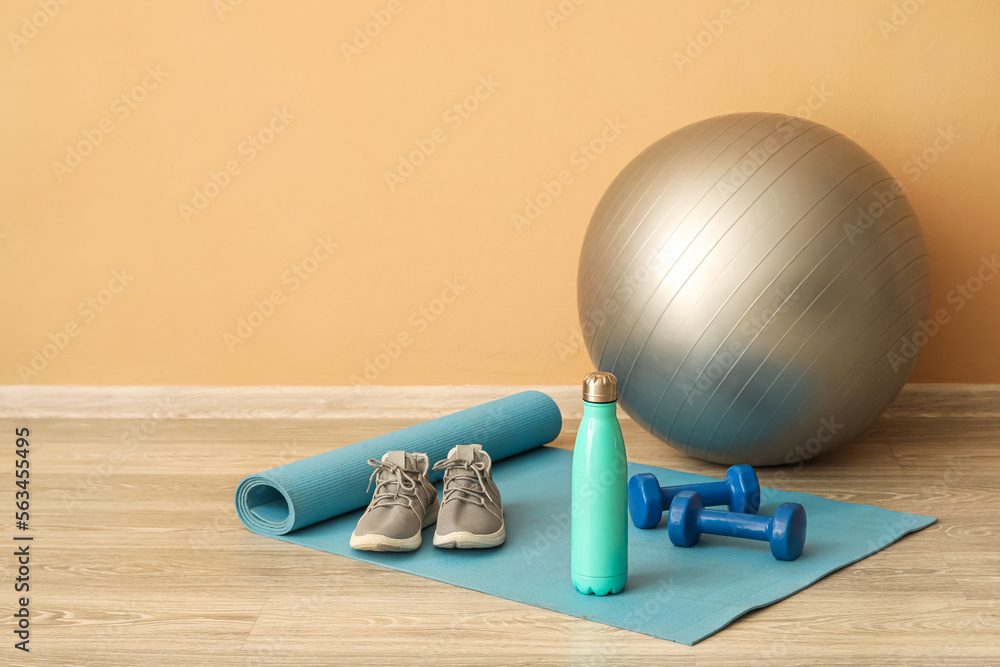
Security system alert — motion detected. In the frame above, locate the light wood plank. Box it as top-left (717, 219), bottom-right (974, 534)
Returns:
top-left (0, 385), bottom-right (585, 420)
top-left (4, 382), bottom-right (998, 420)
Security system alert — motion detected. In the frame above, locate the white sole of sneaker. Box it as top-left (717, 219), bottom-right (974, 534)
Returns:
top-left (349, 501), bottom-right (439, 552)
top-left (433, 523), bottom-right (505, 549)
top-left (348, 531), bottom-right (421, 552)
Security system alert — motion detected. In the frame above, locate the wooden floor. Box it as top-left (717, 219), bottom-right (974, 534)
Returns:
top-left (2, 385), bottom-right (998, 665)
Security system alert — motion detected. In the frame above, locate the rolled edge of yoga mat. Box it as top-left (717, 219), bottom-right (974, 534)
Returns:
top-left (235, 390), bottom-right (562, 537)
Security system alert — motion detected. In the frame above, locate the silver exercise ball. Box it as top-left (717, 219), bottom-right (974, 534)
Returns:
top-left (577, 112), bottom-right (931, 465)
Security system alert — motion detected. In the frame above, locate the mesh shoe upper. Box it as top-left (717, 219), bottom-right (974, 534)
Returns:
top-left (433, 444), bottom-right (503, 536)
top-left (353, 451), bottom-right (437, 539)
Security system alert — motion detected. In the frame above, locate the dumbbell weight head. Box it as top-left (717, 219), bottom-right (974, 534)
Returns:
top-left (627, 465), bottom-right (761, 530)
top-left (627, 473), bottom-right (664, 529)
top-left (724, 464), bottom-right (761, 515)
top-left (769, 503), bottom-right (807, 562)
top-left (667, 490), bottom-right (706, 547)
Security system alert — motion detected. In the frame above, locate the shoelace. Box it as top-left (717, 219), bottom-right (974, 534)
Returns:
top-left (432, 457), bottom-right (502, 523)
top-left (365, 458), bottom-right (422, 510)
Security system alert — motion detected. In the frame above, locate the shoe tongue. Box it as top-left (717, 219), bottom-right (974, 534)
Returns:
top-left (383, 451), bottom-right (408, 468)
top-left (375, 452), bottom-right (424, 499)
top-left (449, 444), bottom-right (483, 464)
top-left (382, 450), bottom-right (426, 471)
top-left (446, 445), bottom-right (487, 490)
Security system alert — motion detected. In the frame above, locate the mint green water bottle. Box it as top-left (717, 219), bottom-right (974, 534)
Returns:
top-left (571, 371), bottom-right (628, 596)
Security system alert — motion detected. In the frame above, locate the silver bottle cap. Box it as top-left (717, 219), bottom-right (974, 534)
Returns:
top-left (582, 372), bottom-right (618, 403)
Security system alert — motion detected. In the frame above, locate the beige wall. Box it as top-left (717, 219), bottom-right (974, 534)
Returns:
top-left (3, 0), bottom-right (998, 385)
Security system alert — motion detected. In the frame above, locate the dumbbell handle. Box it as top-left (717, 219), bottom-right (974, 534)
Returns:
top-left (661, 480), bottom-right (733, 510)
top-left (669, 491), bottom-right (806, 561)
top-left (696, 508), bottom-right (771, 541)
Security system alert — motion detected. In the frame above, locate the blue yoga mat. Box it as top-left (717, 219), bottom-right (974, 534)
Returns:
top-left (236, 391), bottom-right (562, 536)
top-left (235, 393), bottom-right (935, 645)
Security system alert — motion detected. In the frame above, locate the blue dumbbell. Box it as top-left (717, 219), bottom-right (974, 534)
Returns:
top-left (628, 464), bottom-right (760, 529)
top-left (667, 490), bottom-right (807, 561)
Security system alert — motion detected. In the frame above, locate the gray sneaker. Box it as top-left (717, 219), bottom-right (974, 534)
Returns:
top-left (432, 444), bottom-right (505, 549)
top-left (350, 451), bottom-right (439, 552)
